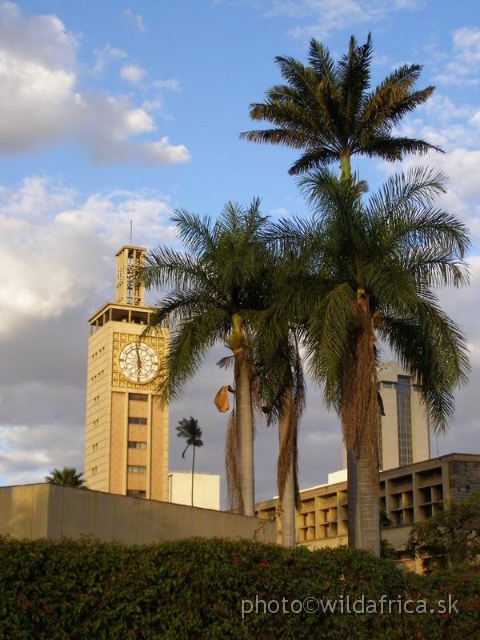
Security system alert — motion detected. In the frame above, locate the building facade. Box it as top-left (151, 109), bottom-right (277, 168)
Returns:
top-left (168, 472), bottom-right (221, 510)
top-left (377, 362), bottom-right (431, 470)
top-left (84, 246), bottom-right (169, 500)
top-left (340, 362), bottom-right (431, 472)
top-left (256, 453), bottom-right (480, 560)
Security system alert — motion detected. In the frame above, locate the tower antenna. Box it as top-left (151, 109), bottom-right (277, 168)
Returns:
top-left (129, 219), bottom-right (133, 244)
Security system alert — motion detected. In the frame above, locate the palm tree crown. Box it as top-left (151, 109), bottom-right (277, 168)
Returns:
top-left (176, 417), bottom-right (203, 459)
top-left (142, 199), bottom-right (272, 403)
top-left (241, 34), bottom-right (441, 178)
top-left (299, 168), bottom-right (469, 424)
top-left (142, 200), bottom-right (273, 516)
top-left (45, 467), bottom-right (86, 488)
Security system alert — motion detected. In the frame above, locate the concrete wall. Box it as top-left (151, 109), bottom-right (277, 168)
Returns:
top-left (0, 484), bottom-right (276, 545)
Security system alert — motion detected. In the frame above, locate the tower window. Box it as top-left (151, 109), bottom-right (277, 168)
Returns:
top-left (396, 376), bottom-right (413, 466)
top-left (127, 490), bottom-right (146, 498)
top-left (129, 393), bottom-right (148, 402)
top-left (128, 417), bottom-right (147, 425)
top-left (128, 441), bottom-right (147, 450)
top-left (127, 465), bottom-right (146, 474)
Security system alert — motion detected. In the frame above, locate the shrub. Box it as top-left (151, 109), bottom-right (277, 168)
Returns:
top-left (406, 492), bottom-right (480, 572)
top-left (0, 536), bottom-right (478, 639)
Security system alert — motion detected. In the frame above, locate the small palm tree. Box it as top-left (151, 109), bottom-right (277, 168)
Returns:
top-left (45, 467), bottom-right (86, 488)
top-left (241, 33), bottom-right (440, 180)
top-left (176, 417), bottom-right (204, 506)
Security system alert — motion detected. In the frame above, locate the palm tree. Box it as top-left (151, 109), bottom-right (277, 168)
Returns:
top-left (141, 199), bottom-right (273, 516)
top-left (257, 328), bottom-right (305, 547)
top-left (240, 33), bottom-right (440, 180)
top-left (270, 167), bottom-right (470, 554)
top-left (176, 417), bottom-right (204, 506)
top-left (45, 467), bottom-right (86, 488)
top-left (253, 246), bottom-right (307, 546)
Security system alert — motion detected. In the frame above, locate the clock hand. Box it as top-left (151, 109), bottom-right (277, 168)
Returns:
top-left (135, 342), bottom-right (142, 377)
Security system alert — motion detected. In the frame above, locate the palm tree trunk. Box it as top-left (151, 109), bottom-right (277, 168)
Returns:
top-left (191, 445), bottom-right (196, 507)
top-left (278, 388), bottom-right (296, 547)
top-left (347, 445), bottom-right (380, 555)
top-left (340, 151), bottom-right (352, 181)
top-left (235, 354), bottom-right (255, 516)
top-left (343, 323), bottom-right (381, 556)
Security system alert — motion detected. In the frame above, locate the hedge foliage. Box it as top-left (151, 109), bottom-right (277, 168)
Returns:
top-left (0, 536), bottom-right (479, 639)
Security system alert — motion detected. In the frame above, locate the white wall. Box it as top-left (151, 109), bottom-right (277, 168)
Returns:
top-left (168, 472), bottom-right (220, 510)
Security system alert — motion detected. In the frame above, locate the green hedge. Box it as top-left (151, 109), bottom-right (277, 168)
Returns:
top-left (0, 536), bottom-right (479, 639)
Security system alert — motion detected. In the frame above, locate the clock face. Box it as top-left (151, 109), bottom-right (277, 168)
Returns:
top-left (119, 342), bottom-right (159, 383)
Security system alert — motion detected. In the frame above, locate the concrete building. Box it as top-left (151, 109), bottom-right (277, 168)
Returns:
top-left (341, 362), bottom-right (431, 472)
top-left (377, 362), bottom-right (431, 470)
top-left (256, 453), bottom-right (480, 561)
top-left (84, 246), bottom-right (169, 501)
top-left (168, 472), bottom-right (221, 510)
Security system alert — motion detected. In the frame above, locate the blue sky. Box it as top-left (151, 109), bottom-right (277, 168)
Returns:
top-left (0, 0), bottom-right (480, 503)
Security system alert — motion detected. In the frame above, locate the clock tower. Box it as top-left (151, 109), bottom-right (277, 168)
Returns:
top-left (84, 246), bottom-right (169, 500)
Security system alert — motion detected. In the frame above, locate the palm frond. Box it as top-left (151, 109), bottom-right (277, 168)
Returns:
top-left (141, 248), bottom-right (207, 291)
top-left (176, 417), bottom-right (203, 456)
top-left (307, 282), bottom-right (356, 409)
top-left (156, 308), bottom-right (228, 403)
top-left (308, 38), bottom-right (339, 83)
top-left (380, 300), bottom-right (470, 431)
top-left (171, 208), bottom-right (216, 257)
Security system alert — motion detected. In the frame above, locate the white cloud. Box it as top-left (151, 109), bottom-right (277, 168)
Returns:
top-left (122, 8), bottom-right (147, 33)
top-left (383, 142), bottom-right (480, 243)
top-left (0, 420), bottom-right (85, 484)
top-left (153, 78), bottom-right (182, 92)
top-left (93, 43), bottom-right (127, 75)
top-left (120, 64), bottom-right (147, 84)
top-left (433, 28), bottom-right (480, 87)
top-left (0, 0), bottom-right (77, 67)
top-left (453, 27), bottom-right (480, 63)
top-left (260, 0), bottom-right (421, 38)
top-left (0, 176), bottom-right (178, 331)
top-left (0, 2), bottom-right (190, 165)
